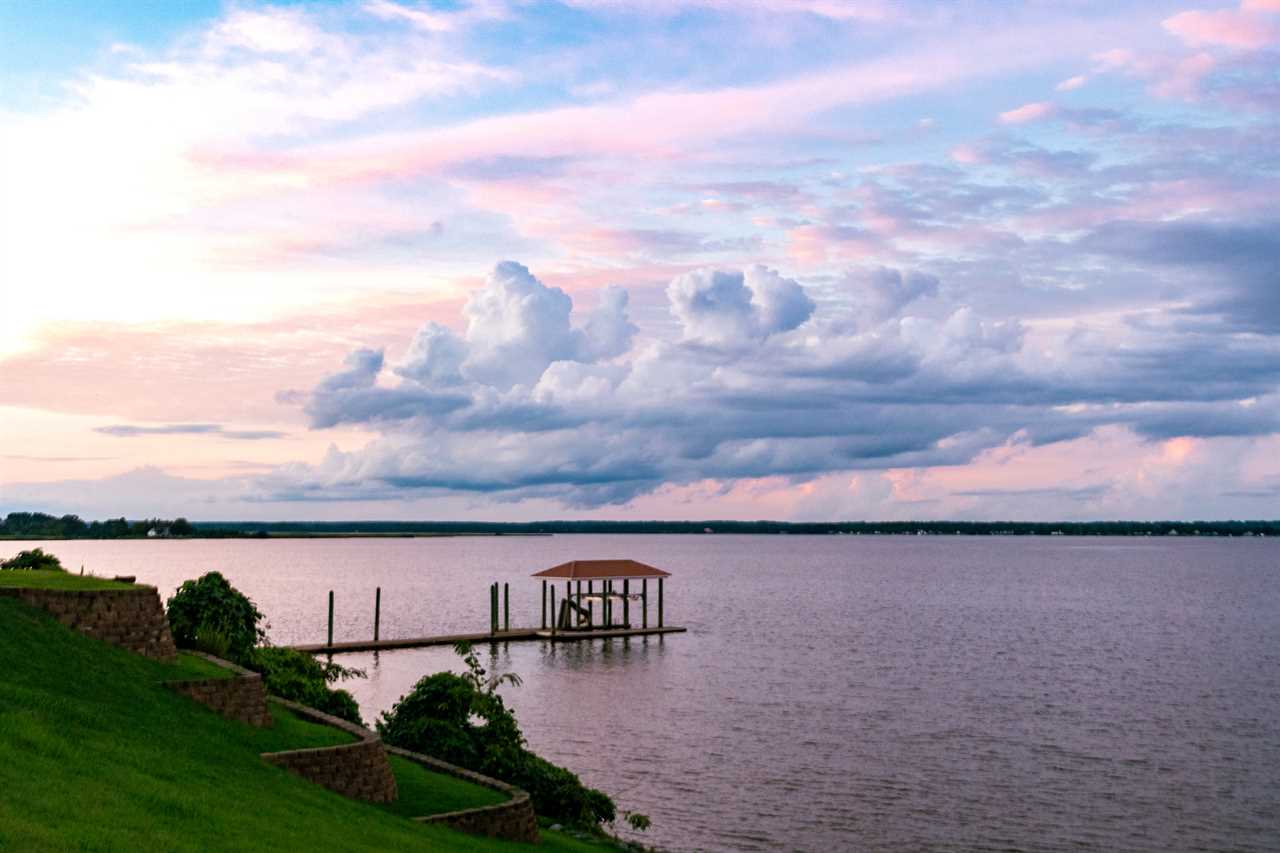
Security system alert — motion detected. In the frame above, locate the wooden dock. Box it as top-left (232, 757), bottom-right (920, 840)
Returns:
top-left (290, 625), bottom-right (687, 654)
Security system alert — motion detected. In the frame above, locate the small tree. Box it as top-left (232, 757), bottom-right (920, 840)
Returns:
top-left (166, 572), bottom-right (265, 663)
top-left (378, 642), bottom-right (618, 828)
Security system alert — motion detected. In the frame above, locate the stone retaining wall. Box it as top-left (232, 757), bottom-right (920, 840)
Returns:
top-left (164, 652), bottom-right (271, 727)
top-left (386, 746), bottom-right (540, 843)
top-left (0, 586), bottom-right (176, 662)
top-left (260, 700), bottom-right (397, 803)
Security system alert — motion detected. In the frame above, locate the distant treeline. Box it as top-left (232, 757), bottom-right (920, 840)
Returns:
top-left (195, 519), bottom-right (1278, 537)
top-left (4, 512), bottom-right (1277, 539)
top-left (1, 512), bottom-right (195, 539)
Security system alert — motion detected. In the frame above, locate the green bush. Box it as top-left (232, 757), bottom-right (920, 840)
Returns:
top-left (1, 548), bottom-right (64, 571)
top-left (244, 646), bottom-right (365, 727)
top-left (166, 572), bottom-right (264, 663)
top-left (377, 642), bottom-right (617, 828)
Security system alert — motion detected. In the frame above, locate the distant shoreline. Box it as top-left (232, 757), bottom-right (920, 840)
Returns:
top-left (3, 521), bottom-right (1277, 540)
top-left (4, 510), bottom-right (1278, 540)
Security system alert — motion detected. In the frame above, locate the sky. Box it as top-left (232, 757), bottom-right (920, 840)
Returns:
top-left (1, 0), bottom-right (1278, 522)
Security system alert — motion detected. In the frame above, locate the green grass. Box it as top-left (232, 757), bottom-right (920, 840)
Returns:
top-left (161, 651), bottom-right (237, 682)
top-left (381, 754), bottom-right (509, 817)
top-left (0, 598), bottom-right (629, 852)
top-left (0, 569), bottom-right (136, 590)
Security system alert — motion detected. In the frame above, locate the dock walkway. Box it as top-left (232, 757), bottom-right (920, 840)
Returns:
top-left (290, 625), bottom-right (686, 654)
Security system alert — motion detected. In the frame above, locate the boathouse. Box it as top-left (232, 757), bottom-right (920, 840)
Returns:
top-left (532, 559), bottom-right (669, 634)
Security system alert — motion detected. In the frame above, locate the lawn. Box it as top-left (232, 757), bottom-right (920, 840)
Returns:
top-left (0, 568), bottom-right (137, 590)
top-left (0, 597), bottom-right (634, 852)
top-left (380, 754), bottom-right (509, 817)
top-left (162, 651), bottom-right (238, 682)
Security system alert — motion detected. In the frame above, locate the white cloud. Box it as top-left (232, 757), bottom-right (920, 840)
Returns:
top-left (667, 265), bottom-right (814, 345)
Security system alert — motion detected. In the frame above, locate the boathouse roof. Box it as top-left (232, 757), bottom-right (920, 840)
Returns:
top-left (532, 559), bottom-right (671, 580)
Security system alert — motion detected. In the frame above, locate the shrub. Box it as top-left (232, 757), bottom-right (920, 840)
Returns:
top-left (244, 646), bottom-right (365, 727)
top-left (377, 642), bottom-right (617, 828)
top-left (166, 572), bottom-right (264, 663)
top-left (1, 548), bottom-right (64, 571)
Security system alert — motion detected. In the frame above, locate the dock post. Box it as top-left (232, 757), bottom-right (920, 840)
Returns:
top-left (503, 582), bottom-right (509, 632)
top-left (642, 579), bottom-right (648, 629)
top-left (490, 583), bottom-right (497, 635)
top-left (658, 577), bottom-right (664, 627)
top-left (374, 586), bottom-right (381, 642)
top-left (550, 586), bottom-right (556, 637)
top-left (541, 580), bottom-right (547, 629)
top-left (587, 580), bottom-right (594, 627)
top-left (623, 579), bottom-right (630, 626)
top-left (606, 580), bottom-right (613, 627)
top-left (327, 590), bottom-right (334, 647)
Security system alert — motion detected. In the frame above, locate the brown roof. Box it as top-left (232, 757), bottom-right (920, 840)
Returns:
top-left (531, 559), bottom-right (671, 580)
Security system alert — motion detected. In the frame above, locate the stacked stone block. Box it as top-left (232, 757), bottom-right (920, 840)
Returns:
top-left (261, 700), bottom-right (398, 803)
top-left (166, 672), bottom-right (272, 727)
top-left (388, 746), bottom-right (540, 843)
top-left (0, 586), bottom-right (177, 662)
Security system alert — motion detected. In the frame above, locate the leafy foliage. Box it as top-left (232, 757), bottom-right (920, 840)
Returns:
top-left (245, 646), bottom-right (366, 727)
top-left (166, 572), bottom-right (265, 663)
top-left (1, 548), bottom-right (65, 571)
top-left (378, 642), bottom-right (618, 828)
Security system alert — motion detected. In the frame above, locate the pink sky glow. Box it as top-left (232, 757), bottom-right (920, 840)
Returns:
top-left (2, 0), bottom-right (1278, 521)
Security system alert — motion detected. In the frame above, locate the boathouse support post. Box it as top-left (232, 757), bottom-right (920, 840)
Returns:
top-left (623, 579), bottom-right (630, 627)
top-left (604, 581), bottom-right (611, 627)
top-left (642, 579), bottom-right (648, 629)
top-left (658, 577), bottom-right (664, 628)
top-left (587, 580), bottom-right (594, 627)
top-left (503, 582), bottom-right (510, 632)
top-left (541, 581), bottom-right (547, 629)
top-left (550, 586), bottom-right (556, 637)
top-left (374, 587), bottom-right (381, 642)
top-left (327, 590), bottom-right (334, 647)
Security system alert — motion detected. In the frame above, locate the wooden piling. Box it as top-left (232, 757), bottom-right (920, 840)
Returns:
top-left (374, 586), bottom-right (381, 642)
top-left (503, 582), bottom-right (510, 632)
top-left (642, 579), bottom-right (648, 629)
top-left (658, 577), bottom-right (664, 628)
top-left (541, 580), bottom-right (547, 629)
top-left (587, 580), bottom-right (594, 627)
top-left (327, 590), bottom-right (334, 647)
top-left (550, 586), bottom-right (556, 637)
top-left (623, 579), bottom-right (630, 626)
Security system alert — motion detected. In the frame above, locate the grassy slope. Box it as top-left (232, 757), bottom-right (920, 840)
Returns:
top-left (0, 598), bottom-right (623, 852)
top-left (381, 755), bottom-right (509, 817)
top-left (0, 569), bottom-right (136, 590)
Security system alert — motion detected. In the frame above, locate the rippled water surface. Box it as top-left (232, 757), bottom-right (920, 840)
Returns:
top-left (24, 535), bottom-right (1280, 852)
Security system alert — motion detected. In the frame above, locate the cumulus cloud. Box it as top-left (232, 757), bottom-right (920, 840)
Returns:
top-left (862, 266), bottom-right (940, 320)
top-left (268, 254), bottom-right (1280, 509)
top-left (667, 265), bottom-right (814, 345)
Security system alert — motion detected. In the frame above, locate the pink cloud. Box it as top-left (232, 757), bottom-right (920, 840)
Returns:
top-left (949, 143), bottom-right (985, 164)
top-left (997, 101), bottom-right (1055, 125)
top-left (1055, 74), bottom-right (1088, 91)
top-left (1163, 7), bottom-right (1280, 49)
top-left (1090, 45), bottom-right (1217, 100)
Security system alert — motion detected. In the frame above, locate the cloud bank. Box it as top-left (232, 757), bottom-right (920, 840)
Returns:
top-left (268, 257), bottom-right (1280, 508)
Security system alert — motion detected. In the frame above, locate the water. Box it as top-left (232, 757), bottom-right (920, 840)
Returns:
top-left (18, 535), bottom-right (1280, 852)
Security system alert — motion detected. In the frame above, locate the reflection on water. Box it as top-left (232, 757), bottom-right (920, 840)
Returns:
top-left (21, 535), bottom-right (1280, 852)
